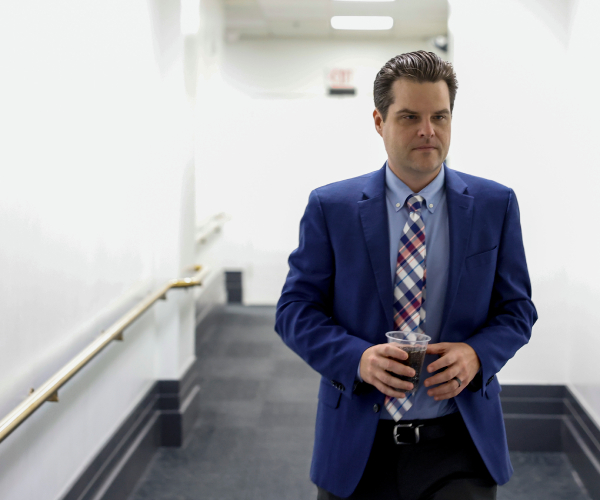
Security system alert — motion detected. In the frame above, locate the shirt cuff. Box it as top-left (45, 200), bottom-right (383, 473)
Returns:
top-left (356, 362), bottom-right (364, 383)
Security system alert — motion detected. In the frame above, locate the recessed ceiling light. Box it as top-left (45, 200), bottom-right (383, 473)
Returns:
top-left (331, 16), bottom-right (394, 30)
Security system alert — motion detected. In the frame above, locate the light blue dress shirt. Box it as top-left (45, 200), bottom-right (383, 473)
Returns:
top-left (378, 163), bottom-right (458, 420)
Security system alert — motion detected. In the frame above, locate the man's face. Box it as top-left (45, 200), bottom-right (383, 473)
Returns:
top-left (374, 79), bottom-right (451, 187)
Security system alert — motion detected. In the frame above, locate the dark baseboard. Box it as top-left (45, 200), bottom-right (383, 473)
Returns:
top-left (158, 358), bottom-right (201, 447)
top-left (225, 271), bottom-right (242, 304)
top-left (502, 384), bottom-right (600, 499)
top-left (62, 321), bottom-right (600, 500)
top-left (61, 387), bottom-right (161, 500)
top-left (502, 384), bottom-right (566, 452)
top-left (60, 304), bottom-right (221, 500)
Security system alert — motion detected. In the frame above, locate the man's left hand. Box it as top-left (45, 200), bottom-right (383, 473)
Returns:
top-left (423, 343), bottom-right (481, 400)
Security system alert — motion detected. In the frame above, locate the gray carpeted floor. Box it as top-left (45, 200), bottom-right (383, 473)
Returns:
top-left (128, 306), bottom-right (591, 500)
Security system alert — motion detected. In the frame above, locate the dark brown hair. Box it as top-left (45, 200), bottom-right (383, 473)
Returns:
top-left (374, 51), bottom-right (458, 121)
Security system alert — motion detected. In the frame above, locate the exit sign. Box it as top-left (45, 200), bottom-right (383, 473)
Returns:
top-left (326, 68), bottom-right (355, 95)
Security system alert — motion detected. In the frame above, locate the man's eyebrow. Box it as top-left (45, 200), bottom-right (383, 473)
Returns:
top-left (395, 108), bottom-right (451, 115)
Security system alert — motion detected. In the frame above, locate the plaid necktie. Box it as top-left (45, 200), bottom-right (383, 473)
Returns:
top-left (385, 194), bottom-right (427, 421)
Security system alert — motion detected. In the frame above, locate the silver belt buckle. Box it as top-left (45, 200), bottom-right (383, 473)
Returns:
top-left (393, 423), bottom-right (422, 445)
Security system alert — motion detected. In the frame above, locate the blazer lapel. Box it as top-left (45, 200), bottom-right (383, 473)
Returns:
top-left (358, 166), bottom-right (394, 329)
top-left (440, 166), bottom-right (474, 339)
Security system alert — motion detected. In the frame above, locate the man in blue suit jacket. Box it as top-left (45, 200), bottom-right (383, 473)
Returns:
top-left (275, 51), bottom-right (537, 500)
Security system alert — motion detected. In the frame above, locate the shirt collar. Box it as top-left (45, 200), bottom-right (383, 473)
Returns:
top-left (385, 162), bottom-right (445, 214)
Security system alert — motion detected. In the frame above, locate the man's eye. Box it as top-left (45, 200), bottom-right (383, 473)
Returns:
top-left (403, 115), bottom-right (416, 120)
top-left (434, 115), bottom-right (447, 120)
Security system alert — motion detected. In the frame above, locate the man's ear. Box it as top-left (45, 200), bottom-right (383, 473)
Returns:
top-left (373, 108), bottom-right (384, 137)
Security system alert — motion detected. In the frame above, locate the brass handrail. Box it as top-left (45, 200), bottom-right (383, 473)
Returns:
top-left (197, 212), bottom-right (231, 244)
top-left (0, 266), bottom-right (210, 445)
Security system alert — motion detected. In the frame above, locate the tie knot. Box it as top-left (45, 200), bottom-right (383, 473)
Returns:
top-left (406, 194), bottom-right (425, 212)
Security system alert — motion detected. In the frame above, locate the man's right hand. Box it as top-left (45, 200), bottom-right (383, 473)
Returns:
top-left (359, 344), bottom-right (414, 398)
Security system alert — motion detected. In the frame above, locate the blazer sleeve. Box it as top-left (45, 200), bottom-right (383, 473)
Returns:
top-left (275, 190), bottom-right (373, 399)
top-left (464, 189), bottom-right (538, 396)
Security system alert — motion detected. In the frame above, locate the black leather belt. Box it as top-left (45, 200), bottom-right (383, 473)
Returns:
top-left (384, 412), bottom-right (466, 445)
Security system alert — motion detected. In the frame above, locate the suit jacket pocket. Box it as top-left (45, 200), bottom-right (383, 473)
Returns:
top-left (319, 379), bottom-right (342, 409)
top-left (485, 376), bottom-right (502, 400)
top-left (465, 246), bottom-right (498, 270)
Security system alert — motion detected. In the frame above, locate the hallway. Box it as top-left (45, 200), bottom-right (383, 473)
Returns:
top-left (128, 306), bottom-right (591, 500)
top-left (130, 306), bottom-right (318, 499)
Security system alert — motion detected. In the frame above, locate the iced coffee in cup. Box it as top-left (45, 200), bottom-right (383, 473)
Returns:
top-left (385, 331), bottom-right (431, 393)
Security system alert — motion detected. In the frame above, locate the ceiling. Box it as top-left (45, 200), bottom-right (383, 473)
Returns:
top-left (224, 0), bottom-right (449, 41)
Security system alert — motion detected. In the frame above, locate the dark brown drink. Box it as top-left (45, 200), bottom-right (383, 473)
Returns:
top-left (387, 346), bottom-right (426, 388)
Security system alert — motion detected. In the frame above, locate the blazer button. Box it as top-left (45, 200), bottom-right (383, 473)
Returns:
top-left (331, 380), bottom-right (345, 392)
top-left (373, 404), bottom-right (380, 413)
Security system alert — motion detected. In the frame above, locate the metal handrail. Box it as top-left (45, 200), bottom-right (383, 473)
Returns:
top-left (197, 212), bottom-right (231, 244)
top-left (0, 265), bottom-right (210, 445)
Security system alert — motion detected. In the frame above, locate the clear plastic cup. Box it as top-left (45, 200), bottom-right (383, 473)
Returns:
top-left (385, 331), bottom-right (431, 392)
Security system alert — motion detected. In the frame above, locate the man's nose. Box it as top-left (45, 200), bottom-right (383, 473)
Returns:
top-left (418, 120), bottom-right (435, 137)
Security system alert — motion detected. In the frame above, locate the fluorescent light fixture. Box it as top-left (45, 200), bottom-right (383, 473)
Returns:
top-left (334, 0), bottom-right (394, 2)
top-left (331, 16), bottom-right (394, 30)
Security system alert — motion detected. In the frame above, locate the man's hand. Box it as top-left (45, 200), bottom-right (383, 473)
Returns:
top-left (359, 344), bottom-right (415, 398)
top-left (424, 342), bottom-right (481, 400)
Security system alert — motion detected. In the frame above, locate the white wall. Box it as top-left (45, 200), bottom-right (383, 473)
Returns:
top-left (449, 0), bottom-right (600, 420)
top-left (449, 0), bottom-right (572, 386)
top-left (0, 1), bottom-right (225, 499)
top-left (559, 0), bottom-right (600, 421)
top-left (203, 38), bottom-right (447, 304)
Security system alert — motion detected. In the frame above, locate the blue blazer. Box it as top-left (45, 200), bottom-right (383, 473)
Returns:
top-left (275, 164), bottom-right (537, 498)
